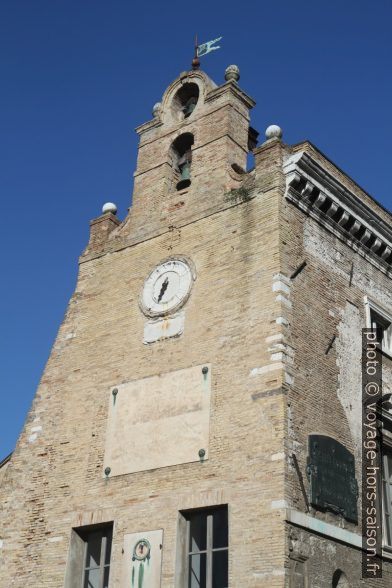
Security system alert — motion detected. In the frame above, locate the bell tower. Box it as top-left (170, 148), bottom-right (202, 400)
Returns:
top-left (3, 46), bottom-right (392, 587)
top-left (1, 64), bottom-right (291, 588)
top-left (122, 66), bottom-right (256, 243)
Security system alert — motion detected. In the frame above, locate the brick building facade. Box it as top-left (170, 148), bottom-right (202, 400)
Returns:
top-left (1, 65), bottom-right (391, 587)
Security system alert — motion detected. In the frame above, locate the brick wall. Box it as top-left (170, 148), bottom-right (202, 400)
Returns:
top-left (1, 68), bottom-right (391, 588)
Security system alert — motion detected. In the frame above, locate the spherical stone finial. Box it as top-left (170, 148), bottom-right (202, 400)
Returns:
top-left (102, 202), bottom-right (117, 215)
top-left (152, 102), bottom-right (161, 117)
top-left (225, 64), bottom-right (240, 82)
top-left (265, 124), bottom-right (283, 141)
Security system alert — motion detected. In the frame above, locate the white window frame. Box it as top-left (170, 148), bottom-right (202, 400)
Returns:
top-left (64, 522), bottom-right (113, 588)
top-left (379, 410), bottom-right (392, 557)
top-left (175, 506), bottom-right (229, 588)
top-left (81, 526), bottom-right (112, 588)
top-left (382, 447), bottom-right (392, 549)
top-left (364, 296), bottom-right (392, 358)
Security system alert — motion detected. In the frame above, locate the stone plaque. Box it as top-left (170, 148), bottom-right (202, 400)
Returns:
top-left (307, 435), bottom-right (358, 523)
top-left (121, 529), bottom-right (163, 588)
top-left (103, 364), bottom-right (211, 476)
top-left (143, 311), bottom-right (185, 344)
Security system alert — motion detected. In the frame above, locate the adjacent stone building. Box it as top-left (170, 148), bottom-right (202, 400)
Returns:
top-left (1, 63), bottom-right (392, 587)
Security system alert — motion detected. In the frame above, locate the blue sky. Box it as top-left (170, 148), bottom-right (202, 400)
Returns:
top-left (1, 0), bottom-right (391, 457)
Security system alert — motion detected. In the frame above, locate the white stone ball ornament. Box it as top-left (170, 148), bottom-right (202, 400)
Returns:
top-left (265, 125), bottom-right (283, 140)
top-left (102, 202), bottom-right (117, 215)
top-left (152, 102), bottom-right (161, 117)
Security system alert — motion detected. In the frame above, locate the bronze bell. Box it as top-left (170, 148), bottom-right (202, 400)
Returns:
top-left (183, 97), bottom-right (197, 118)
top-left (176, 161), bottom-right (191, 190)
top-left (179, 161), bottom-right (191, 181)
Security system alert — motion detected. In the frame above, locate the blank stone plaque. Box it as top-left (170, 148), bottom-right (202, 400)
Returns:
top-left (103, 364), bottom-right (211, 477)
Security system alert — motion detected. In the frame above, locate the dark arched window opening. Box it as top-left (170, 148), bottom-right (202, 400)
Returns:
top-left (172, 83), bottom-right (199, 120)
top-left (332, 570), bottom-right (349, 587)
top-left (171, 133), bottom-right (194, 191)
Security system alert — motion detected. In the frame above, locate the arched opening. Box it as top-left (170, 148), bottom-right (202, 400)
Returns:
top-left (171, 83), bottom-right (199, 120)
top-left (171, 133), bottom-right (194, 191)
top-left (332, 569), bottom-right (349, 587)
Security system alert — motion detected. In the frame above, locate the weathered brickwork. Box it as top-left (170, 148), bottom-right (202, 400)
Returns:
top-left (0, 67), bottom-right (391, 587)
top-left (278, 141), bottom-right (392, 586)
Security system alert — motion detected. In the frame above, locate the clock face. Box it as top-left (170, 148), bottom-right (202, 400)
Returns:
top-left (140, 258), bottom-right (194, 317)
top-left (132, 539), bottom-right (151, 561)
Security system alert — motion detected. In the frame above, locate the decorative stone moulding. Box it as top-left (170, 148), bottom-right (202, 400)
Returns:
top-left (284, 151), bottom-right (392, 274)
top-left (156, 69), bottom-right (216, 126)
top-left (224, 64), bottom-right (240, 82)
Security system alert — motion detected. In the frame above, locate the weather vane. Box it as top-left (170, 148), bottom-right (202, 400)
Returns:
top-left (192, 35), bottom-right (222, 69)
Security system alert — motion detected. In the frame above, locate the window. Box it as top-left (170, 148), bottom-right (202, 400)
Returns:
top-left (178, 506), bottom-right (228, 588)
top-left (365, 297), bottom-right (392, 357)
top-left (170, 133), bottom-right (194, 191)
top-left (382, 451), bottom-right (392, 547)
top-left (370, 310), bottom-right (392, 356)
top-left (82, 526), bottom-right (112, 588)
top-left (65, 523), bottom-right (113, 588)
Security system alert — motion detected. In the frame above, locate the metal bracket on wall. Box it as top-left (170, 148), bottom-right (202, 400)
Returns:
top-left (290, 260), bottom-right (307, 280)
top-left (292, 453), bottom-right (310, 512)
top-left (325, 334), bottom-right (336, 355)
top-left (349, 262), bottom-right (354, 286)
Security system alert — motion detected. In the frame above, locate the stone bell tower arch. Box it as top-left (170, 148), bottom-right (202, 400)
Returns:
top-left (124, 67), bottom-right (256, 242)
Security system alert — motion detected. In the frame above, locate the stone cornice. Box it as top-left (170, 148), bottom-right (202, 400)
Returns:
top-left (284, 151), bottom-right (392, 275)
top-left (135, 117), bottom-right (163, 136)
top-left (79, 180), bottom-right (258, 264)
top-left (0, 452), bottom-right (12, 469)
top-left (205, 81), bottom-right (256, 110)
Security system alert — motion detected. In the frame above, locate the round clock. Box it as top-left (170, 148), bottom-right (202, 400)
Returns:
top-left (140, 258), bottom-right (194, 317)
top-left (132, 538), bottom-right (151, 561)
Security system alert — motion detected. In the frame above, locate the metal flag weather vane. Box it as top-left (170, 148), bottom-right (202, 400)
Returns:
top-left (192, 35), bottom-right (222, 69)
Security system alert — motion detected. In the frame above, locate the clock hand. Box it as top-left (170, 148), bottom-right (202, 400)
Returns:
top-left (157, 277), bottom-right (169, 302)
